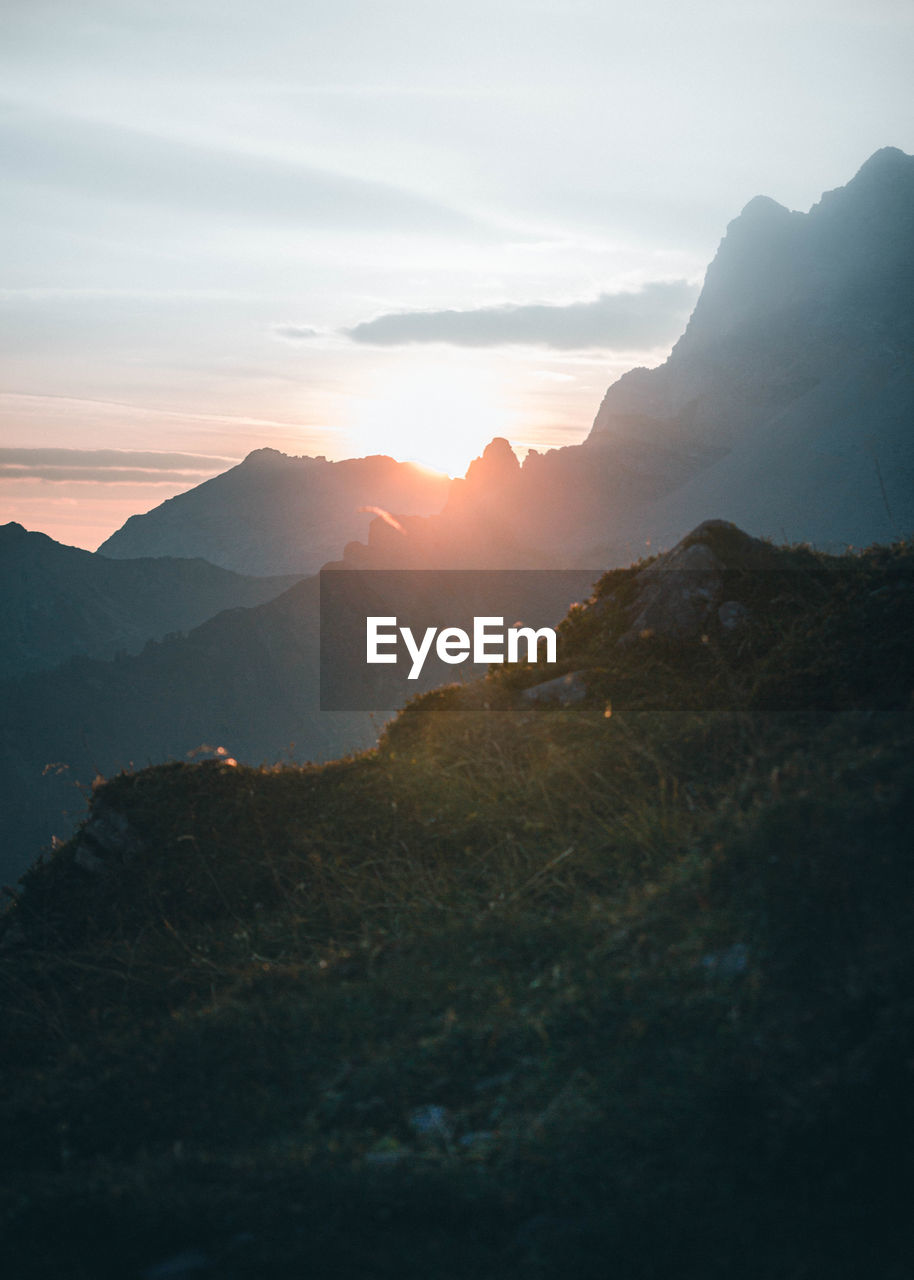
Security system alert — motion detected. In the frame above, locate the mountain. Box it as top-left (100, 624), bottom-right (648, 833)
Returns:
top-left (0, 522), bottom-right (301, 680)
top-left (4, 523), bottom-right (913, 1278)
top-left (335, 148), bottom-right (914, 571)
top-left (97, 449), bottom-right (451, 576)
top-left (587, 145), bottom-right (914, 551)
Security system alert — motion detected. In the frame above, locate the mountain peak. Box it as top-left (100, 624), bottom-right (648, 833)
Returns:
top-left (241, 447), bottom-right (288, 467)
top-left (463, 437), bottom-right (521, 488)
top-left (851, 145), bottom-right (912, 182)
top-left (736, 193), bottom-right (793, 223)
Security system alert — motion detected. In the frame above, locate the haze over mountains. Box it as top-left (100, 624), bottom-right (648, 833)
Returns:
top-left (334, 146), bottom-right (914, 570)
top-left (93, 148), bottom-right (913, 578)
top-left (0, 522), bottom-right (300, 680)
top-left (3, 147), bottom-right (913, 884)
top-left (98, 450), bottom-right (450, 576)
top-left (0, 576), bottom-right (378, 883)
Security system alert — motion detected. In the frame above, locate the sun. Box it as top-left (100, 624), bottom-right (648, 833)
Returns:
top-left (344, 356), bottom-right (510, 477)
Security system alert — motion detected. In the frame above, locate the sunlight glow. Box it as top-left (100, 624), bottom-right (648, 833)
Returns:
top-left (343, 358), bottom-right (512, 476)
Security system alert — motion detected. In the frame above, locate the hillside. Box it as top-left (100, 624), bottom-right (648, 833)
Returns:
top-left (0, 522), bottom-right (300, 680)
top-left (98, 450), bottom-right (451, 576)
top-left (0, 575), bottom-right (376, 885)
top-left (2, 521), bottom-right (912, 1278)
top-left (0, 560), bottom-right (595, 884)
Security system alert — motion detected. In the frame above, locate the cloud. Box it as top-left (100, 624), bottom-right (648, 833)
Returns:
top-left (0, 448), bottom-right (238, 484)
top-left (0, 467), bottom-right (219, 484)
top-left (345, 280), bottom-right (700, 349)
top-left (273, 324), bottom-right (321, 341)
top-left (0, 105), bottom-right (491, 237)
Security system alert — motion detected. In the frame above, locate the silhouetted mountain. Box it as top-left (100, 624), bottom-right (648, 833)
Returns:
top-left (336, 148), bottom-right (914, 570)
top-left (588, 145), bottom-right (914, 552)
top-left (98, 449), bottom-right (451, 575)
top-left (0, 522), bottom-right (301, 680)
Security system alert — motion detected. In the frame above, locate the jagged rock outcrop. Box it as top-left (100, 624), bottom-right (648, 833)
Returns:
top-left (620, 519), bottom-right (779, 643)
top-left (72, 797), bottom-right (146, 875)
top-left (520, 670), bottom-right (590, 706)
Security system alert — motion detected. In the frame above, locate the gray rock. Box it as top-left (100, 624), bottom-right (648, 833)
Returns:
top-left (72, 801), bottom-right (144, 875)
top-left (702, 942), bottom-right (750, 978)
top-left (408, 1104), bottom-right (454, 1142)
top-left (143, 1250), bottom-right (213, 1279)
top-left (624, 541), bottom-right (724, 642)
top-left (520, 670), bottom-right (589, 706)
top-left (619, 519), bottom-right (771, 644)
top-left (718, 599), bottom-right (751, 630)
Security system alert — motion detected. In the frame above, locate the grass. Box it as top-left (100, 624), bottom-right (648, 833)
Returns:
top-left (2, 531), bottom-right (913, 1278)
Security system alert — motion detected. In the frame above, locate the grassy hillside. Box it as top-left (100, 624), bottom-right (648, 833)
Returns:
top-left (0, 575), bottom-right (376, 885)
top-left (2, 527), bottom-right (913, 1278)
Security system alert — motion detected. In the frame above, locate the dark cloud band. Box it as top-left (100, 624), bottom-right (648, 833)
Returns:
top-left (345, 280), bottom-right (700, 349)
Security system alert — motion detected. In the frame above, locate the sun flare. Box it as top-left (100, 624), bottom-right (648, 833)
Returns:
top-left (344, 358), bottom-right (511, 477)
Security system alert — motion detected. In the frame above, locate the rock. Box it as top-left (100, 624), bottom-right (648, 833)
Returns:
top-left (619, 519), bottom-right (772, 644)
top-left (623, 541), bottom-right (724, 642)
top-left (142, 1250), bottom-right (213, 1279)
top-left (408, 1104), bottom-right (454, 1143)
top-left (718, 599), bottom-right (751, 630)
top-left (701, 942), bottom-right (749, 978)
top-left (520, 670), bottom-right (589, 706)
top-left (72, 801), bottom-right (145, 876)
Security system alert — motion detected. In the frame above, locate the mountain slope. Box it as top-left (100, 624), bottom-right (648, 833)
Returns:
top-left (0, 575), bottom-right (376, 884)
top-left (0, 557), bottom-right (598, 883)
top-left (98, 449), bottom-right (451, 575)
top-left (3, 522), bottom-right (912, 1279)
top-left (0, 522), bottom-right (300, 680)
top-left (585, 145), bottom-right (914, 549)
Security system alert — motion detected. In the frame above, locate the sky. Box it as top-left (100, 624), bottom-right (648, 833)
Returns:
top-left (2, 0), bottom-right (912, 550)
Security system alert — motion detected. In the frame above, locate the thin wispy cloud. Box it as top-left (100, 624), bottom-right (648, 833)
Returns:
top-left (345, 281), bottom-right (700, 350)
top-left (0, 467), bottom-right (222, 485)
top-left (0, 448), bottom-right (238, 485)
top-left (0, 105), bottom-right (492, 237)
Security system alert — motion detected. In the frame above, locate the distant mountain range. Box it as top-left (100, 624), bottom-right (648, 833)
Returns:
top-left (0, 522), bottom-right (300, 680)
top-left (98, 450), bottom-right (451, 575)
